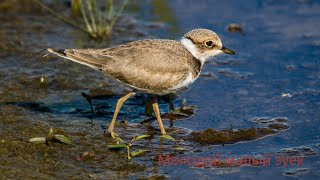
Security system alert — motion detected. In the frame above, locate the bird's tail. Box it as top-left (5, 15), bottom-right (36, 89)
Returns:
top-left (47, 48), bottom-right (103, 71)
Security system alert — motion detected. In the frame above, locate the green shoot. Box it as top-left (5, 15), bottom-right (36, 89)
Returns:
top-left (29, 128), bottom-right (72, 145)
top-left (34, 0), bottom-right (128, 39)
top-left (108, 134), bottom-right (150, 160)
top-left (160, 134), bottom-right (176, 142)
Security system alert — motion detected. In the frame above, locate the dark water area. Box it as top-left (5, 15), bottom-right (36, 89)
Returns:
top-left (0, 0), bottom-right (319, 179)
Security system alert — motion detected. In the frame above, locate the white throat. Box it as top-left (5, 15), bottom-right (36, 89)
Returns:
top-left (180, 37), bottom-right (222, 65)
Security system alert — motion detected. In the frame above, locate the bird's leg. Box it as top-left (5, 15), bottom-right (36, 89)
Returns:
top-left (81, 92), bottom-right (94, 124)
top-left (152, 96), bottom-right (166, 135)
top-left (163, 94), bottom-right (175, 111)
top-left (107, 91), bottom-right (136, 138)
top-left (168, 94), bottom-right (175, 111)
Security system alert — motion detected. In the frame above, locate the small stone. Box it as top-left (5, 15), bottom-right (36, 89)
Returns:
top-left (227, 23), bottom-right (243, 34)
top-left (281, 93), bottom-right (292, 98)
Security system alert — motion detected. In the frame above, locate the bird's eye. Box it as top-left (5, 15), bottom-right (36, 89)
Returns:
top-left (204, 40), bottom-right (214, 47)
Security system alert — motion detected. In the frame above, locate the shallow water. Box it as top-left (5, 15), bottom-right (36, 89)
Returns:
top-left (0, 0), bottom-right (319, 179)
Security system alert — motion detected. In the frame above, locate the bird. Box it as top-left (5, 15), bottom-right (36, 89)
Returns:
top-left (46, 28), bottom-right (235, 138)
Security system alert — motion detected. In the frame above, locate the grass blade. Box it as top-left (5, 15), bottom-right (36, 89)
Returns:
top-left (174, 147), bottom-right (185, 151)
top-left (108, 144), bottom-right (127, 149)
top-left (134, 135), bottom-right (150, 141)
top-left (29, 137), bottom-right (46, 144)
top-left (34, 0), bottom-right (89, 34)
top-left (131, 150), bottom-right (150, 157)
top-left (54, 134), bottom-right (72, 145)
top-left (86, 0), bottom-right (97, 34)
top-left (160, 135), bottom-right (176, 142)
top-left (109, 0), bottom-right (128, 29)
top-left (79, 0), bottom-right (94, 36)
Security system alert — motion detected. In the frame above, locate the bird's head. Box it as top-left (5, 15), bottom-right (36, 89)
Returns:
top-left (181, 28), bottom-right (235, 64)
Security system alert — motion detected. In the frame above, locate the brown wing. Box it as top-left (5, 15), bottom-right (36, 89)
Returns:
top-left (47, 48), bottom-right (112, 71)
top-left (48, 39), bottom-right (199, 94)
top-left (99, 40), bottom-right (197, 94)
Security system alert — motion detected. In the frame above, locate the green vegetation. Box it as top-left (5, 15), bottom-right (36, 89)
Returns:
top-left (108, 134), bottom-right (183, 160)
top-left (108, 135), bottom-right (151, 160)
top-left (29, 128), bottom-right (72, 145)
top-left (34, 0), bottom-right (128, 39)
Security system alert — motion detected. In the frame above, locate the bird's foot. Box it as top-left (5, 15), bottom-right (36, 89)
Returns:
top-left (107, 128), bottom-right (119, 139)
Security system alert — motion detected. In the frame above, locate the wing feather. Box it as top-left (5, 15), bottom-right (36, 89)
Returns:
top-left (48, 39), bottom-right (199, 94)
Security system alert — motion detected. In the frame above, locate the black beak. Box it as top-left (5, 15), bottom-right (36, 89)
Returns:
top-left (221, 46), bottom-right (235, 55)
